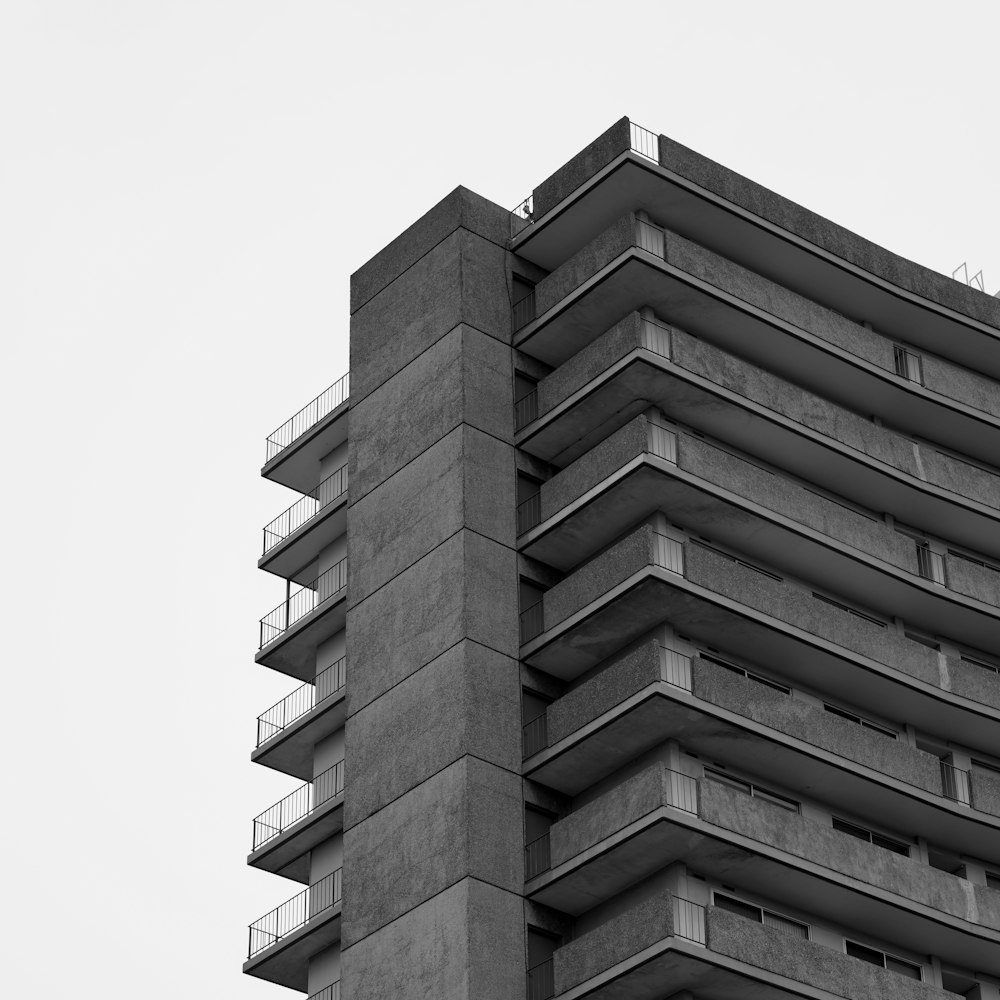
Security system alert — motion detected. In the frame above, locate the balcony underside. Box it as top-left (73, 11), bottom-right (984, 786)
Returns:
top-left (516, 354), bottom-right (1000, 560)
top-left (259, 496), bottom-right (348, 585)
top-left (522, 566), bottom-right (999, 750)
top-left (252, 689), bottom-right (347, 780)
top-left (530, 809), bottom-right (1000, 975)
top-left (525, 684), bottom-right (1000, 862)
top-left (521, 459), bottom-right (999, 651)
top-left (243, 907), bottom-right (342, 992)
top-left (261, 403), bottom-right (348, 493)
top-left (256, 595), bottom-right (348, 681)
top-left (248, 795), bottom-right (345, 884)
top-left (511, 152), bottom-right (1000, 381)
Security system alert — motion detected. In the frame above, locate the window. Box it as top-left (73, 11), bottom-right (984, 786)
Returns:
top-left (961, 653), bottom-right (999, 674)
top-left (985, 872), bottom-right (1000, 891)
top-left (905, 630), bottom-right (941, 651)
top-left (713, 893), bottom-right (808, 939)
top-left (701, 652), bottom-right (790, 694)
top-left (823, 703), bottom-right (896, 739)
top-left (845, 940), bottom-right (921, 980)
top-left (832, 818), bottom-right (909, 856)
top-left (812, 592), bottom-right (886, 628)
top-left (893, 345), bottom-right (924, 384)
top-left (928, 849), bottom-right (967, 878)
top-left (704, 768), bottom-right (799, 812)
top-left (694, 540), bottom-right (782, 581)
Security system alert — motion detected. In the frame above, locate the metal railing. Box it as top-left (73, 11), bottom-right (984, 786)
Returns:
top-left (916, 545), bottom-right (947, 586)
top-left (652, 533), bottom-right (685, 575)
top-left (252, 760), bottom-right (345, 851)
top-left (265, 372), bottom-right (350, 463)
top-left (307, 983), bottom-right (340, 1000)
top-left (526, 957), bottom-right (554, 1000)
top-left (636, 218), bottom-right (666, 258)
top-left (259, 559), bottom-right (348, 648)
top-left (517, 493), bottom-right (542, 534)
top-left (522, 714), bottom-right (548, 758)
top-left (660, 646), bottom-right (692, 690)
top-left (673, 895), bottom-right (707, 944)
top-left (629, 122), bottom-right (660, 162)
top-left (893, 345), bottom-right (924, 384)
top-left (512, 195), bottom-right (534, 221)
top-left (641, 316), bottom-right (672, 358)
top-left (647, 423), bottom-right (677, 463)
top-left (263, 465), bottom-right (349, 555)
top-left (248, 868), bottom-right (343, 959)
top-left (513, 290), bottom-right (536, 331)
top-left (525, 832), bottom-right (551, 879)
top-left (256, 658), bottom-right (347, 747)
top-left (514, 389), bottom-right (539, 430)
top-left (520, 600), bottom-right (544, 644)
top-left (941, 760), bottom-right (974, 807)
top-left (665, 768), bottom-right (699, 814)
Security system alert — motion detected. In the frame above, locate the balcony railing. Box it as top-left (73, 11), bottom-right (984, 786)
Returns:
top-left (523, 714), bottom-right (548, 758)
top-left (526, 957), bottom-right (554, 1000)
top-left (513, 289), bottom-right (537, 331)
top-left (263, 465), bottom-right (349, 555)
top-left (259, 559), bottom-right (348, 649)
top-left (641, 316), bottom-right (672, 359)
top-left (629, 122), bottom-right (659, 162)
top-left (514, 389), bottom-right (539, 430)
top-left (653, 532), bottom-right (685, 574)
top-left (252, 760), bottom-right (346, 851)
top-left (512, 194), bottom-right (534, 221)
top-left (308, 983), bottom-right (340, 1000)
top-left (520, 600), bottom-right (544, 644)
top-left (673, 895), bottom-right (707, 945)
top-left (665, 767), bottom-right (699, 814)
top-left (256, 658), bottom-right (347, 747)
top-left (525, 832), bottom-right (551, 880)
top-left (248, 868), bottom-right (343, 959)
top-left (265, 372), bottom-right (350, 463)
top-left (941, 760), bottom-right (974, 807)
top-left (916, 544), bottom-right (948, 586)
top-left (517, 493), bottom-right (542, 535)
top-left (660, 646), bottom-right (692, 690)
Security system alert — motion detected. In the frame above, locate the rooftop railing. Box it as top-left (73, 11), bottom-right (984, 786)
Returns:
top-left (307, 984), bottom-right (340, 1000)
top-left (256, 658), bottom-right (347, 747)
top-left (248, 868), bottom-right (342, 959)
top-left (265, 372), bottom-right (349, 464)
top-left (252, 760), bottom-right (346, 851)
top-left (259, 559), bottom-right (347, 649)
top-left (262, 465), bottom-right (349, 555)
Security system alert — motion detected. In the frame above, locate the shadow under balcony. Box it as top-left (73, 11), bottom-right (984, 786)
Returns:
top-left (259, 464), bottom-right (349, 585)
top-left (244, 869), bottom-right (342, 991)
top-left (256, 560), bottom-right (348, 680)
top-left (252, 658), bottom-right (347, 779)
top-left (544, 889), bottom-right (957, 1000)
top-left (519, 413), bottom-right (1000, 651)
top-left (248, 761), bottom-right (345, 883)
top-left (524, 642), bottom-right (1000, 863)
top-left (516, 313), bottom-right (1000, 561)
top-left (528, 766), bottom-right (1000, 975)
top-left (262, 373), bottom-right (349, 493)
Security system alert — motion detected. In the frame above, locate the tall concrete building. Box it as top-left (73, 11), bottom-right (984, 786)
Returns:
top-left (243, 117), bottom-right (1000, 1000)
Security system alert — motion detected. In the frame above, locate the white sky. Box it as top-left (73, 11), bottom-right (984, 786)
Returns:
top-left (2, 1), bottom-right (997, 995)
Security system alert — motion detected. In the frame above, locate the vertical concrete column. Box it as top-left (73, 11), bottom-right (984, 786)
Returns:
top-left (340, 188), bottom-right (524, 999)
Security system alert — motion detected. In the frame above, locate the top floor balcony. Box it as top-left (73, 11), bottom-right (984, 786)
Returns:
top-left (510, 117), bottom-right (1000, 378)
top-left (262, 372), bottom-right (349, 493)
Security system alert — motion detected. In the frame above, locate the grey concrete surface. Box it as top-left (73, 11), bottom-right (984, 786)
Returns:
top-left (922, 353), bottom-right (1000, 420)
top-left (946, 555), bottom-right (1000, 608)
top-left (920, 447), bottom-right (1000, 509)
top-left (553, 888), bottom-right (674, 994)
top-left (946, 656), bottom-right (1000, 709)
top-left (343, 639), bottom-right (519, 828)
top-left (342, 757), bottom-right (523, 945)
top-left (706, 904), bottom-right (953, 1000)
top-left (533, 117), bottom-right (631, 219)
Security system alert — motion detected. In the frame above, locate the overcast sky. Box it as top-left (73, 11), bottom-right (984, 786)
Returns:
top-left (3, 1), bottom-right (997, 995)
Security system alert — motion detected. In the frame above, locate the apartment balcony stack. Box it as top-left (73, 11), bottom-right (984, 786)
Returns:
top-left (245, 118), bottom-right (1000, 1000)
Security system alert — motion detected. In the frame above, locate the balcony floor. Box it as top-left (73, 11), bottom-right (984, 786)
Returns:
top-left (257, 593), bottom-right (348, 681)
top-left (262, 402), bottom-right (349, 493)
top-left (248, 793), bottom-right (345, 884)
top-left (252, 687), bottom-right (347, 780)
top-left (259, 494), bottom-right (348, 586)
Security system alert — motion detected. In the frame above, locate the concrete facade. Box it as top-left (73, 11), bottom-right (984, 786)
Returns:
top-left (247, 120), bottom-right (1000, 1000)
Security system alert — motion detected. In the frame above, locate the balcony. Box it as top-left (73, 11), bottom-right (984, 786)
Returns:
top-left (518, 413), bottom-right (999, 649)
top-left (249, 761), bottom-right (345, 882)
top-left (263, 372), bottom-right (350, 492)
top-left (528, 765), bottom-right (1000, 974)
top-left (545, 889), bottom-right (956, 1000)
top-left (253, 658), bottom-right (347, 779)
top-left (510, 117), bottom-right (1000, 381)
top-left (257, 559), bottom-right (348, 679)
top-left (526, 645), bottom-right (1000, 862)
top-left (260, 464), bottom-right (349, 584)
top-left (516, 311), bottom-right (1000, 561)
top-left (308, 984), bottom-right (340, 1000)
top-left (244, 869), bottom-right (343, 990)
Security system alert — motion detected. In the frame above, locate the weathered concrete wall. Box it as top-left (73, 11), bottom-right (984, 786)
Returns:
top-left (533, 117), bottom-right (631, 219)
top-left (946, 656), bottom-right (1000, 709)
top-left (553, 889), bottom-right (673, 994)
top-left (543, 524), bottom-right (653, 630)
top-left (658, 132), bottom-right (1000, 330)
top-left (920, 449), bottom-right (1000, 509)
top-left (685, 543), bottom-right (942, 687)
top-left (922, 353), bottom-right (1000, 419)
top-left (537, 311), bottom-right (643, 416)
top-left (533, 214), bottom-right (636, 318)
top-left (693, 656), bottom-right (941, 792)
top-left (547, 640), bottom-right (661, 745)
top-left (973, 767), bottom-right (1000, 820)
top-left (946, 555), bottom-right (1000, 608)
top-left (707, 905), bottom-right (950, 1000)
top-left (700, 779), bottom-right (1000, 929)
